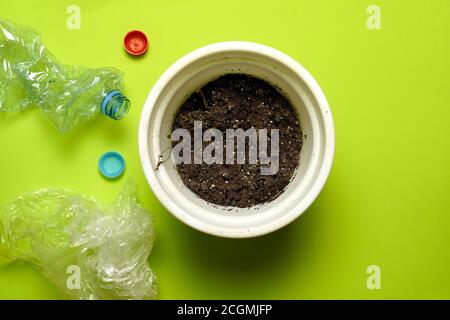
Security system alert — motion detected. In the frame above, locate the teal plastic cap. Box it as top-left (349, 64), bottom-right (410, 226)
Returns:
top-left (98, 151), bottom-right (125, 179)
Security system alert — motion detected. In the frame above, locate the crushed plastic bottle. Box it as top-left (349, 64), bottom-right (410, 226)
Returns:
top-left (0, 181), bottom-right (157, 300)
top-left (0, 19), bottom-right (130, 133)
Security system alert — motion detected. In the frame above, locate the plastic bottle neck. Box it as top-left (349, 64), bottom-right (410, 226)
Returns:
top-left (101, 90), bottom-right (130, 120)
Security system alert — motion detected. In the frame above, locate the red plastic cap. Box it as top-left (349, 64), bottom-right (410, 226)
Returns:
top-left (124, 30), bottom-right (148, 56)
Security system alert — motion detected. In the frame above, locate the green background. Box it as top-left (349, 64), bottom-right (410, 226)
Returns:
top-left (0, 0), bottom-right (449, 299)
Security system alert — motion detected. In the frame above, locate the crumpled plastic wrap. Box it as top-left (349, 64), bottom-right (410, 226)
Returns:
top-left (0, 182), bottom-right (157, 300)
top-left (0, 19), bottom-right (128, 133)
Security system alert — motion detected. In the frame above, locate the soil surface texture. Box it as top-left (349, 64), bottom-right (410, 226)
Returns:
top-left (172, 74), bottom-right (302, 208)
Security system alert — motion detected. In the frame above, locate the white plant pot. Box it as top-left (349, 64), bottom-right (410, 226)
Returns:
top-left (138, 41), bottom-right (335, 238)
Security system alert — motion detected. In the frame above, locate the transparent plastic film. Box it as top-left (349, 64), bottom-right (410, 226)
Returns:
top-left (0, 19), bottom-right (130, 133)
top-left (0, 182), bottom-right (157, 300)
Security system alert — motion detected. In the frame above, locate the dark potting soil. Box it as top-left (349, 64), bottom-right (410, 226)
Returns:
top-left (171, 74), bottom-right (302, 208)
